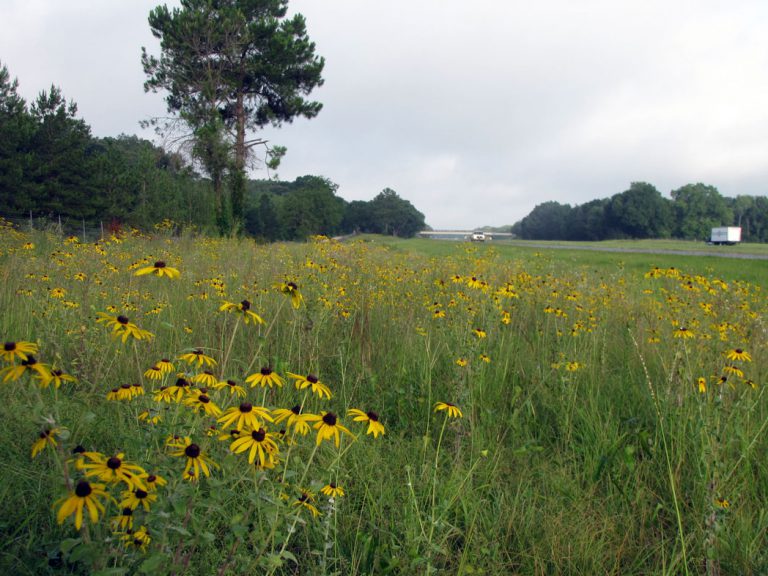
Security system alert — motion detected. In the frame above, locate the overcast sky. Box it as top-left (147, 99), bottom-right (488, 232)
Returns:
top-left (2, 1), bottom-right (768, 229)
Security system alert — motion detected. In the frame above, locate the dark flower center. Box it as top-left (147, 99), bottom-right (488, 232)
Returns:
top-left (330, 482), bottom-right (337, 489)
top-left (117, 315), bottom-right (129, 325)
top-left (307, 374), bottom-right (318, 384)
top-left (132, 383), bottom-right (142, 388)
top-left (185, 444), bottom-right (201, 458)
top-left (120, 384), bottom-right (131, 389)
top-left (154, 261), bottom-right (166, 268)
top-left (193, 348), bottom-right (204, 355)
top-left (260, 367), bottom-right (272, 375)
top-left (39, 429), bottom-right (51, 439)
top-left (287, 282), bottom-right (298, 291)
top-left (147, 475), bottom-right (156, 483)
top-left (53, 369), bottom-right (63, 377)
top-left (239, 402), bottom-right (253, 413)
top-left (4, 342), bottom-right (15, 351)
top-left (122, 507), bottom-right (133, 516)
top-left (298, 493), bottom-right (309, 502)
top-left (72, 445), bottom-right (85, 454)
top-left (735, 348), bottom-right (743, 354)
top-left (322, 412), bottom-right (337, 426)
top-left (175, 377), bottom-right (188, 387)
top-left (240, 300), bottom-right (251, 310)
top-left (367, 411), bottom-right (379, 421)
top-left (22, 356), bottom-right (37, 366)
top-left (291, 404), bottom-right (302, 415)
top-left (135, 489), bottom-right (148, 499)
top-left (227, 380), bottom-right (237, 386)
top-left (107, 457), bottom-right (122, 470)
top-left (75, 480), bottom-right (92, 498)
top-left (252, 428), bottom-right (266, 441)
top-left (199, 394), bottom-right (210, 403)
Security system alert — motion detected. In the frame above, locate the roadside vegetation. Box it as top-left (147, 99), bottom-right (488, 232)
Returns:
top-left (1, 223), bottom-right (765, 575)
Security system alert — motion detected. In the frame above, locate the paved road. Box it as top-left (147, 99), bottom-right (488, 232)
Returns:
top-left (511, 243), bottom-right (768, 261)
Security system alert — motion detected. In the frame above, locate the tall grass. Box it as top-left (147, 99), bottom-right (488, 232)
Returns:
top-left (0, 222), bottom-right (765, 574)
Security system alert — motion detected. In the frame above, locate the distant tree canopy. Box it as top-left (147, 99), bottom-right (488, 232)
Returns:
top-left (512, 181), bottom-right (768, 242)
top-left (245, 181), bottom-right (426, 241)
top-left (0, 61), bottom-right (208, 230)
top-left (1, 61), bottom-right (429, 241)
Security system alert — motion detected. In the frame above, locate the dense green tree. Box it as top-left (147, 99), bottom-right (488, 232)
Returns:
top-left (142, 0), bottom-right (325, 234)
top-left (671, 183), bottom-right (732, 239)
top-left (279, 176), bottom-right (344, 239)
top-left (0, 62), bottom-right (35, 213)
top-left (567, 198), bottom-right (608, 240)
top-left (27, 86), bottom-right (99, 219)
top-left (604, 182), bottom-right (673, 239)
top-left (516, 201), bottom-right (573, 240)
top-left (365, 188), bottom-right (426, 237)
top-left (342, 200), bottom-right (374, 233)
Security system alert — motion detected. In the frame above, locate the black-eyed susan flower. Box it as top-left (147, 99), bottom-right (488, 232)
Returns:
top-left (726, 348), bottom-right (752, 362)
top-left (305, 411), bottom-right (353, 447)
top-left (144, 366), bottom-right (164, 381)
top-left (119, 488), bottom-right (157, 512)
top-left (131, 382), bottom-right (145, 397)
top-left (347, 409), bottom-right (385, 438)
top-left (219, 299), bottom-right (265, 325)
top-left (245, 367), bottom-right (285, 388)
top-left (673, 326), bottom-right (695, 339)
top-left (167, 437), bottom-right (218, 482)
top-left (56, 480), bottom-right (108, 530)
top-left (218, 402), bottom-right (273, 430)
top-left (287, 372), bottom-right (332, 399)
top-left (278, 281), bottom-right (304, 309)
top-left (183, 392), bottom-right (222, 417)
top-left (697, 377), bottom-right (707, 394)
top-left (320, 483), bottom-right (345, 498)
top-left (191, 370), bottom-right (218, 387)
top-left (714, 497), bottom-right (730, 509)
top-left (434, 401), bottom-right (463, 418)
top-left (1, 340), bottom-right (38, 363)
top-left (164, 377), bottom-right (192, 402)
top-left (145, 473), bottom-right (167, 492)
top-left (31, 427), bottom-right (62, 458)
top-left (455, 358), bottom-right (468, 367)
top-left (178, 349), bottom-right (217, 368)
top-left (38, 368), bottom-right (76, 388)
top-left (1, 355), bottom-right (52, 383)
top-left (472, 328), bottom-right (487, 339)
top-left (272, 405), bottom-right (314, 436)
top-left (230, 426), bottom-right (279, 466)
top-left (152, 386), bottom-right (175, 404)
top-left (293, 491), bottom-right (320, 517)
top-left (138, 410), bottom-right (162, 425)
top-left (122, 525), bottom-right (151, 551)
top-left (135, 261), bottom-right (180, 279)
top-left (157, 358), bottom-right (175, 374)
top-left (79, 452), bottom-right (146, 490)
top-left (213, 379), bottom-right (246, 397)
top-left (96, 313), bottom-right (153, 343)
top-left (111, 507), bottom-right (134, 532)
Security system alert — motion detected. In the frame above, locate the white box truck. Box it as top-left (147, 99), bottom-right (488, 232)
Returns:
top-left (710, 227), bottom-right (741, 245)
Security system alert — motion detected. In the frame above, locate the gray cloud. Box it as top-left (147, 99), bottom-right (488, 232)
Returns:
top-left (2, 0), bottom-right (767, 228)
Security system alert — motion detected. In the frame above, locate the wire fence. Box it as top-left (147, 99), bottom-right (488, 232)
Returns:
top-left (1, 214), bottom-right (116, 243)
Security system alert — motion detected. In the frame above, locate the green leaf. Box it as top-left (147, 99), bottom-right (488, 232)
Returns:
top-left (139, 553), bottom-right (167, 574)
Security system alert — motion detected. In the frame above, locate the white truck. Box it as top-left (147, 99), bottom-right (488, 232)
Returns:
top-left (710, 227), bottom-right (741, 245)
top-left (470, 232), bottom-right (486, 242)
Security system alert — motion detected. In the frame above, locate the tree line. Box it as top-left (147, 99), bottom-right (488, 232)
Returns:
top-left (512, 182), bottom-right (768, 242)
top-left (0, 61), bottom-right (424, 239)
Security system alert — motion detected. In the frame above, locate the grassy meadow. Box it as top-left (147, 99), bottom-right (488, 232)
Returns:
top-left (0, 220), bottom-right (766, 575)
